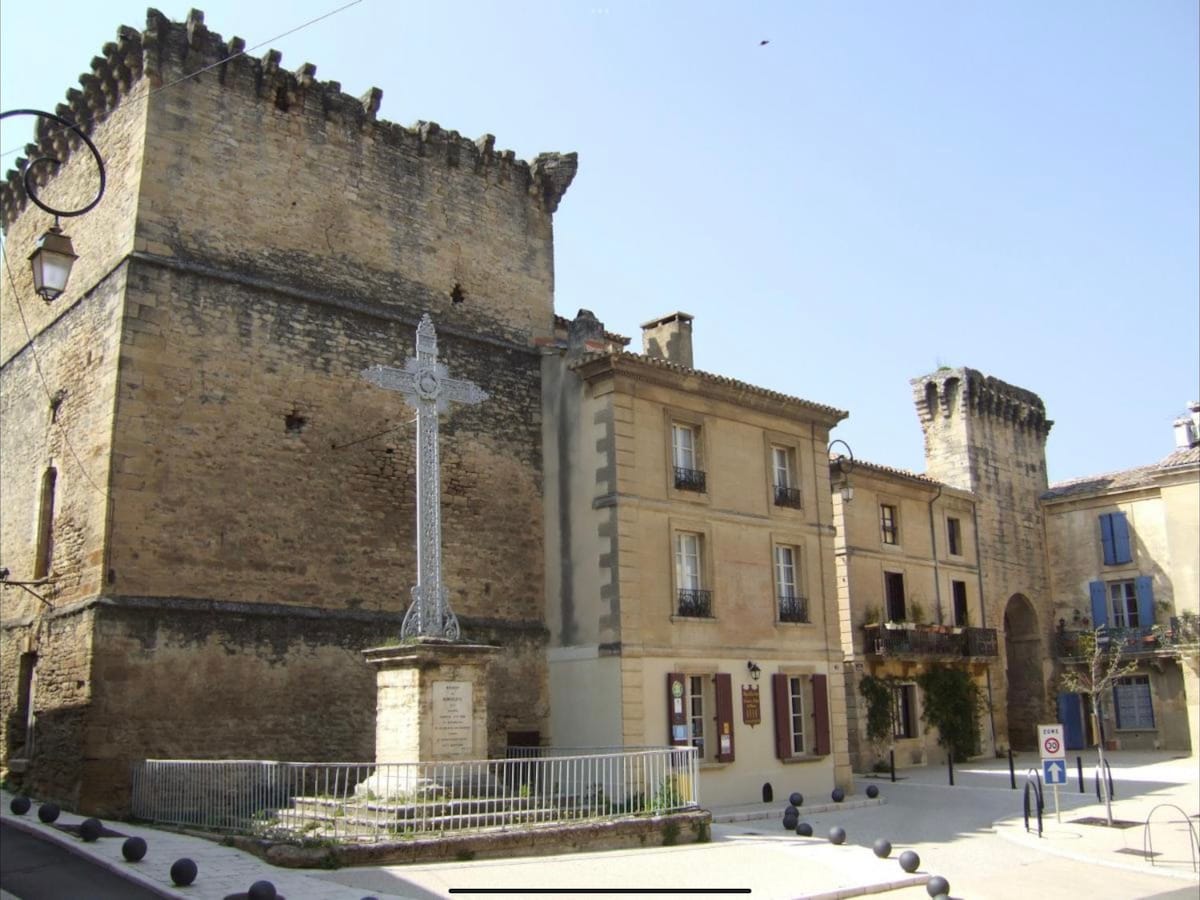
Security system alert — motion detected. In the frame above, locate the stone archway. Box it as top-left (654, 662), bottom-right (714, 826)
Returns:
top-left (1004, 594), bottom-right (1043, 751)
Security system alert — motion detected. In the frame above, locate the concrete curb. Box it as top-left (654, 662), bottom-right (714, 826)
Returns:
top-left (713, 797), bottom-right (885, 824)
top-left (994, 818), bottom-right (1200, 883)
top-left (2, 809), bottom-right (183, 899)
top-left (803, 873), bottom-right (929, 900)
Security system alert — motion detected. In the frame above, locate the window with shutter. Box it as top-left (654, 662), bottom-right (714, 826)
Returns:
top-left (1099, 512), bottom-right (1133, 566)
top-left (714, 673), bottom-right (735, 762)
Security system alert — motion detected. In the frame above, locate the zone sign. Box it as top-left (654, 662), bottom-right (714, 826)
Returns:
top-left (1038, 724), bottom-right (1065, 760)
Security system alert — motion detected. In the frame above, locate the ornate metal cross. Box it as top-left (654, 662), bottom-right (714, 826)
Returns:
top-left (361, 314), bottom-right (488, 640)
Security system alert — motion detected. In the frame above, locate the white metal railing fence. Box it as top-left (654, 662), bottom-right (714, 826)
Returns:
top-left (130, 747), bottom-right (698, 842)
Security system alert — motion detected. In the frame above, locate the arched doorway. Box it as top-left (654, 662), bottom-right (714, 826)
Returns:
top-left (1004, 594), bottom-right (1043, 750)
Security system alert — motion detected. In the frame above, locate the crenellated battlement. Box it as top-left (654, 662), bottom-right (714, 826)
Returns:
top-left (2, 7), bottom-right (577, 229)
top-left (912, 367), bottom-right (1053, 438)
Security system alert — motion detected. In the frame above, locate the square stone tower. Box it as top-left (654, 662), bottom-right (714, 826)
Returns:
top-left (911, 368), bottom-right (1054, 750)
top-left (1, 8), bottom-right (575, 813)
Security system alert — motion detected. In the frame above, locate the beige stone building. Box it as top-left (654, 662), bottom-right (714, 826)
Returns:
top-left (1, 10), bottom-right (576, 813)
top-left (1042, 404), bottom-right (1200, 755)
top-left (542, 311), bottom-right (854, 805)
top-left (833, 460), bottom-right (998, 772)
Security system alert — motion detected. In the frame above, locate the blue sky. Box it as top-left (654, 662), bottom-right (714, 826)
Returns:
top-left (3, 1), bottom-right (1197, 483)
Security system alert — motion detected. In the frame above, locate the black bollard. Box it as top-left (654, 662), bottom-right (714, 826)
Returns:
top-left (889, 749), bottom-right (896, 783)
top-left (947, 753), bottom-right (954, 786)
top-left (1008, 748), bottom-right (1016, 789)
top-left (1076, 756), bottom-right (1084, 793)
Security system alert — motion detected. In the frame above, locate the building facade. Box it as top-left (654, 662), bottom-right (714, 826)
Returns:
top-left (1042, 404), bottom-right (1200, 755)
top-left (833, 461), bottom-right (998, 772)
top-left (542, 311), bottom-right (853, 805)
top-left (1, 9), bottom-right (576, 813)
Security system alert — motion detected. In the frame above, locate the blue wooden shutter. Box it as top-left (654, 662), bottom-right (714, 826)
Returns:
top-left (1099, 514), bottom-right (1116, 565)
top-left (1112, 685), bottom-right (1124, 729)
top-left (1134, 576), bottom-right (1155, 626)
top-left (1089, 581), bottom-right (1108, 627)
top-left (1111, 513), bottom-right (1132, 564)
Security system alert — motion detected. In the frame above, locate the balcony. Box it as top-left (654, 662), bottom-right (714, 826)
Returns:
top-left (864, 623), bottom-right (998, 660)
top-left (676, 589), bottom-right (713, 618)
top-left (1056, 622), bottom-right (1198, 662)
top-left (774, 485), bottom-right (803, 509)
top-left (674, 466), bottom-right (707, 493)
top-left (778, 595), bottom-right (809, 623)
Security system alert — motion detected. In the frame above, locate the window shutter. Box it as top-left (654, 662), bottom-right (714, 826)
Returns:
top-left (1112, 684), bottom-right (1124, 729)
top-left (1089, 581), bottom-right (1107, 627)
top-left (1111, 513), bottom-right (1132, 565)
top-left (812, 674), bottom-right (831, 756)
top-left (771, 673), bottom-right (791, 759)
top-left (667, 673), bottom-right (688, 747)
top-left (714, 673), bottom-right (735, 762)
top-left (1134, 576), bottom-right (1155, 626)
top-left (1099, 514), bottom-right (1116, 565)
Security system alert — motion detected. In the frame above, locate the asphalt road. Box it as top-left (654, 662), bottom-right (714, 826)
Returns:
top-left (0, 821), bottom-right (164, 900)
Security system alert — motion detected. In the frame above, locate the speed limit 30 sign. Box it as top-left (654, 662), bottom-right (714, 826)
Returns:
top-left (1038, 724), bottom-right (1065, 760)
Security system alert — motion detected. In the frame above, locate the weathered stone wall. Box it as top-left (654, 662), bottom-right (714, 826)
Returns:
top-left (912, 368), bottom-right (1053, 750)
top-left (131, 9), bottom-right (572, 349)
top-left (2, 8), bottom-right (567, 811)
top-left (0, 609), bottom-right (96, 809)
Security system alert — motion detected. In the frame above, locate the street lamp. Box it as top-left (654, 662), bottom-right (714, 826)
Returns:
top-left (1, 108), bottom-right (106, 302)
top-left (828, 439), bottom-right (855, 502)
top-left (28, 224), bottom-right (78, 301)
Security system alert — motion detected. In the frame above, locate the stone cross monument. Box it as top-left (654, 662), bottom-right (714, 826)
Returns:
top-left (360, 314), bottom-right (498, 779)
top-left (361, 313), bottom-right (487, 641)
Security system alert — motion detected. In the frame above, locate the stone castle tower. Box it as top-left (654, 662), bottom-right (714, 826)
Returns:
top-left (1, 8), bottom-right (575, 813)
top-left (911, 368), bottom-right (1054, 750)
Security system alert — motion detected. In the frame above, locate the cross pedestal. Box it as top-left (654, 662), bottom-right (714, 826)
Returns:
top-left (359, 641), bottom-right (499, 795)
top-left (359, 315), bottom-right (498, 791)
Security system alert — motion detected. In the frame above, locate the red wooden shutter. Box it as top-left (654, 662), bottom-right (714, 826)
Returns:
top-left (812, 673), bottom-right (831, 756)
top-left (714, 673), bottom-right (735, 762)
top-left (772, 673), bottom-right (791, 759)
top-left (667, 673), bottom-right (688, 746)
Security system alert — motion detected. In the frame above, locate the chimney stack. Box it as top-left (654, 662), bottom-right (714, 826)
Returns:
top-left (641, 312), bottom-right (694, 369)
top-left (1177, 401), bottom-right (1200, 449)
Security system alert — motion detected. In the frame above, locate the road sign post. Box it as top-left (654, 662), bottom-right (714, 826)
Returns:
top-left (1039, 725), bottom-right (1066, 823)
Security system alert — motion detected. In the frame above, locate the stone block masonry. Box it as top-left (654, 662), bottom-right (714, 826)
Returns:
top-left (1, 8), bottom-right (570, 813)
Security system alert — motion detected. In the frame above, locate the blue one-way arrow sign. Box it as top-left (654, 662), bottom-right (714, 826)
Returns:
top-left (1043, 759), bottom-right (1067, 785)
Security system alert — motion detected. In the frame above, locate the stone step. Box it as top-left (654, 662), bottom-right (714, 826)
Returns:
top-left (273, 804), bottom-right (563, 834)
top-left (290, 794), bottom-right (543, 820)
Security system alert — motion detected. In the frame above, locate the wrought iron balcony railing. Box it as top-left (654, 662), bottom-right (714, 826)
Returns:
top-left (863, 623), bottom-right (999, 659)
top-left (676, 589), bottom-right (713, 618)
top-left (674, 466), bottom-right (707, 493)
top-left (773, 485), bottom-right (803, 508)
top-left (1055, 623), bottom-right (1198, 661)
top-left (778, 595), bottom-right (809, 623)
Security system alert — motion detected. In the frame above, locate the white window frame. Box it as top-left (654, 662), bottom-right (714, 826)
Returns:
top-left (687, 674), bottom-right (713, 760)
top-left (775, 544), bottom-right (797, 599)
top-left (1109, 580), bottom-right (1138, 628)
top-left (881, 503), bottom-right (899, 546)
top-left (672, 423), bottom-right (697, 471)
top-left (772, 446), bottom-right (792, 490)
top-left (676, 532), bottom-right (703, 591)
top-left (788, 675), bottom-right (806, 754)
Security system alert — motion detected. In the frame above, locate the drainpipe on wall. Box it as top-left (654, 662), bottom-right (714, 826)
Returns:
top-left (971, 502), bottom-right (999, 754)
top-left (926, 483), bottom-right (944, 623)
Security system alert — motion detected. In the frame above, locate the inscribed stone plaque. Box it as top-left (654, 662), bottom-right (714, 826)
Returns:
top-left (432, 681), bottom-right (474, 757)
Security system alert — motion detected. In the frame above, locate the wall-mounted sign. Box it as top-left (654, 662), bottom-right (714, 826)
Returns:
top-left (741, 685), bottom-right (761, 726)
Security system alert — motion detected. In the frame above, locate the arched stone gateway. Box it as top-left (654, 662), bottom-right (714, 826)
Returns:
top-left (1004, 594), bottom-right (1044, 750)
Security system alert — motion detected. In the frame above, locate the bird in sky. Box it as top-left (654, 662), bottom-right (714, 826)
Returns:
top-left (760, 39), bottom-right (770, 46)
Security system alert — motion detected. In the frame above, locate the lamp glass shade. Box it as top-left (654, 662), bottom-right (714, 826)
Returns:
top-left (29, 228), bottom-right (78, 301)
top-left (840, 485), bottom-right (855, 503)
